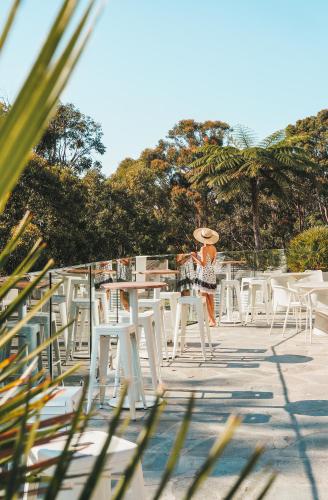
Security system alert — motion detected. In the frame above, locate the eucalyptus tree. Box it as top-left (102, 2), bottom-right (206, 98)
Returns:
top-left (189, 126), bottom-right (316, 250)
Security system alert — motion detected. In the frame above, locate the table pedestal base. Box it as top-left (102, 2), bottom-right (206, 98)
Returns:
top-left (108, 394), bottom-right (161, 410)
top-left (219, 314), bottom-right (242, 324)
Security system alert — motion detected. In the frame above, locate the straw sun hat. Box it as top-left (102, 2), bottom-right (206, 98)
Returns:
top-left (193, 227), bottom-right (219, 245)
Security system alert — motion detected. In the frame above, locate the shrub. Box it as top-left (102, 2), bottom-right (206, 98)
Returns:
top-left (287, 226), bottom-right (328, 271)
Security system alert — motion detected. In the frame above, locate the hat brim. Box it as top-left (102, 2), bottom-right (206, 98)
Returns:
top-left (193, 227), bottom-right (219, 245)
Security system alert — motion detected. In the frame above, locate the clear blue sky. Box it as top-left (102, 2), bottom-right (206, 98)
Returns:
top-left (1, 0), bottom-right (328, 174)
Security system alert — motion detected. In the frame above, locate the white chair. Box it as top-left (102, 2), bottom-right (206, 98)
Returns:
top-left (173, 296), bottom-right (213, 360)
top-left (160, 291), bottom-right (181, 343)
top-left (28, 431), bottom-right (146, 499)
top-left (219, 279), bottom-right (242, 323)
top-left (87, 322), bottom-right (146, 420)
top-left (299, 270), bottom-right (324, 283)
top-left (269, 281), bottom-right (304, 335)
top-left (243, 279), bottom-right (271, 325)
top-left (299, 269), bottom-right (323, 283)
top-left (138, 298), bottom-right (169, 363)
top-left (305, 288), bottom-right (328, 343)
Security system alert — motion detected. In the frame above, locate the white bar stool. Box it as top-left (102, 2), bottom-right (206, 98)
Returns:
top-left (66, 297), bottom-right (99, 362)
top-left (138, 298), bottom-right (169, 363)
top-left (244, 279), bottom-right (271, 325)
top-left (173, 296), bottom-right (213, 360)
top-left (28, 431), bottom-right (146, 499)
top-left (87, 322), bottom-right (146, 420)
top-left (115, 310), bottom-right (162, 392)
top-left (160, 291), bottom-right (181, 342)
top-left (219, 279), bottom-right (242, 324)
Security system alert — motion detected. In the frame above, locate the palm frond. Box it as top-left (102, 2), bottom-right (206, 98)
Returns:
top-left (0, 0), bottom-right (21, 52)
top-left (255, 472), bottom-right (277, 499)
top-left (0, 0), bottom-right (100, 213)
top-left (258, 129), bottom-right (285, 148)
top-left (183, 415), bottom-right (242, 498)
top-left (223, 445), bottom-right (265, 499)
top-left (153, 394), bottom-right (195, 500)
top-left (232, 125), bottom-right (257, 149)
top-left (112, 392), bottom-right (166, 500)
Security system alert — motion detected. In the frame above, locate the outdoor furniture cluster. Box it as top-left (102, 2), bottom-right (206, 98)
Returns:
top-left (1, 256), bottom-right (328, 496)
top-left (1, 261), bottom-right (328, 403)
top-left (221, 268), bottom-right (328, 342)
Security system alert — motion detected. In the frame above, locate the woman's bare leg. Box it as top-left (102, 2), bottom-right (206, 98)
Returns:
top-left (204, 293), bottom-right (216, 326)
top-left (120, 290), bottom-right (129, 311)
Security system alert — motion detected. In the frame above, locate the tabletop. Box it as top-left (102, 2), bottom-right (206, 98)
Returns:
top-left (271, 272), bottom-right (309, 278)
top-left (12, 280), bottom-right (49, 290)
top-left (62, 268), bottom-right (116, 276)
top-left (217, 260), bottom-right (246, 265)
top-left (133, 269), bottom-right (178, 275)
top-left (101, 281), bottom-right (166, 291)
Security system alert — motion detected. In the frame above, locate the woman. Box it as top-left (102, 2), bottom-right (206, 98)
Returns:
top-left (191, 227), bottom-right (219, 327)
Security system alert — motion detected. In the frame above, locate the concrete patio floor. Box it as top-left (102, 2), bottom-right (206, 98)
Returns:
top-left (87, 321), bottom-right (328, 499)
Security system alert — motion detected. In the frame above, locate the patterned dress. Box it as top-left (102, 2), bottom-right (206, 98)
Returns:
top-left (194, 253), bottom-right (217, 294)
top-left (177, 257), bottom-right (195, 292)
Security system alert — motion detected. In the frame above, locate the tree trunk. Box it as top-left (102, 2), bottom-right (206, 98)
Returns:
top-left (250, 179), bottom-right (261, 251)
top-left (200, 187), bottom-right (209, 226)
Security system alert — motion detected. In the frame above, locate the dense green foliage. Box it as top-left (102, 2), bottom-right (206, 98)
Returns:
top-left (287, 226), bottom-right (328, 271)
top-left (189, 126), bottom-right (316, 250)
top-left (1, 102), bottom-right (328, 270)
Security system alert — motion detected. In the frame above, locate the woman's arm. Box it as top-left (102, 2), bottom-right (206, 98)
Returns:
top-left (176, 253), bottom-right (191, 265)
top-left (191, 247), bottom-right (206, 267)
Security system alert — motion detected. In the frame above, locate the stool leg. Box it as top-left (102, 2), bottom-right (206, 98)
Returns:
top-left (119, 332), bottom-right (136, 420)
top-left (203, 303), bottom-right (213, 352)
top-left (87, 332), bottom-right (98, 412)
top-left (66, 304), bottom-right (77, 363)
top-left (43, 320), bottom-right (51, 372)
top-left (251, 287), bottom-right (256, 323)
top-left (219, 285), bottom-right (224, 323)
top-left (113, 339), bottom-right (121, 398)
top-left (264, 287), bottom-right (270, 325)
top-left (153, 305), bottom-right (164, 365)
top-left (51, 320), bottom-right (63, 379)
top-left (19, 325), bottom-right (39, 376)
top-left (269, 305), bottom-right (276, 335)
top-left (160, 304), bottom-right (169, 361)
top-left (102, 293), bottom-right (109, 323)
top-left (131, 333), bottom-right (147, 409)
top-left (99, 335), bottom-right (111, 407)
top-left (78, 308), bottom-right (87, 351)
top-left (196, 301), bottom-right (206, 360)
top-left (169, 296), bottom-right (177, 343)
top-left (235, 284), bottom-right (242, 323)
top-left (172, 303), bottom-right (181, 359)
top-left (144, 319), bottom-right (161, 390)
top-left (59, 301), bottom-right (69, 348)
top-left (180, 304), bottom-right (188, 353)
top-left (244, 287), bottom-right (251, 325)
